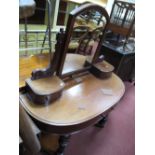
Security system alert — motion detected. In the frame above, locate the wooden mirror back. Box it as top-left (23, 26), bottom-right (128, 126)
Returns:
top-left (25, 3), bottom-right (115, 105)
top-left (56, 3), bottom-right (110, 78)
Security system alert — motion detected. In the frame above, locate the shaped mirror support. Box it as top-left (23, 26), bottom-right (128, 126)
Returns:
top-left (56, 3), bottom-right (111, 78)
top-left (25, 3), bottom-right (114, 105)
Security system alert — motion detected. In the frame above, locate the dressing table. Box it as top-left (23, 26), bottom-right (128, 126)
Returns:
top-left (19, 3), bottom-right (125, 155)
top-left (19, 53), bottom-right (125, 154)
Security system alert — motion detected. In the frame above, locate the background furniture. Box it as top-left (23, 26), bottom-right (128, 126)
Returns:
top-left (105, 0), bottom-right (135, 49)
top-left (19, 0), bottom-right (52, 56)
top-left (19, 0), bottom-right (116, 56)
top-left (100, 43), bottom-right (135, 81)
top-left (58, 0), bottom-right (108, 25)
top-left (100, 0), bottom-right (135, 82)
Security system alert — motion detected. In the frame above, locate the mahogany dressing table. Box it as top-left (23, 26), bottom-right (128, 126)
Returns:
top-left (19, 3), bottom-right (125, 155)
top-left (19, 53), bottom-right (125, 154)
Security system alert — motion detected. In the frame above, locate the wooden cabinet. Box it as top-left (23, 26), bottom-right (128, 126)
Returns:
top-left (100, 43), bottom-right (135, 81)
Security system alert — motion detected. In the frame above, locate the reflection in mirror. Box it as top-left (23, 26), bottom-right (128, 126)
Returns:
top-left (61, 5), bottom-right (108, 77)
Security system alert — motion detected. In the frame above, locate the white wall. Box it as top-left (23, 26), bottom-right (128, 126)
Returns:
top-left (105, 0), bottom-right (115, 15)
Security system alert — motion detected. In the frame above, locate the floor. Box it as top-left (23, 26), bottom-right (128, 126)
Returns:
top-left (65, 82), bottom-right (135, 155)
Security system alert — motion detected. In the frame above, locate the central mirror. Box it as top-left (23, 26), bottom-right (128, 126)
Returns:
top-left (57, 3), bottom-right (109, 78)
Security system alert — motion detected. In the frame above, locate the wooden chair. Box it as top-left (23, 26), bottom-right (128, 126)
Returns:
top-left (68, 25), bottom-right (90, 52)
top-left (67, 6), bottom-right (107, 56)
top-left (105, 0), bottom-right (135, 49)
top-left (75, 26), bottom-right (105, 55)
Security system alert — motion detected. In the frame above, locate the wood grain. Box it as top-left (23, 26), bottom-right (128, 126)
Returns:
top-left (94, 60), bottom-right (114, 72)
top-left (20, 53), bottom-right (88, 88)
top-left (20, 73), bottom-right (125, 126)
top-left (19, 53), bottom-right (125, 134)
top-left (19, 54), bottom-right (50, 88)
top-left (26, 76), bottom-right (65, 95)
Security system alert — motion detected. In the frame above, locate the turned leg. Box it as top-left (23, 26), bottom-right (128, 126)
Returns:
top-left (95, 114), bottom-right (108, 128)
top-left (56, 135), bottom-right (71, 155)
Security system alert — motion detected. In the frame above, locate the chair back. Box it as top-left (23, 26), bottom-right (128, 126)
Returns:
top-left (108, 0), bottom-right (135, 37)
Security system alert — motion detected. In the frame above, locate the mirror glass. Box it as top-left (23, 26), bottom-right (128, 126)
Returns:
top-left (62, 9), bottom-right (107, 76)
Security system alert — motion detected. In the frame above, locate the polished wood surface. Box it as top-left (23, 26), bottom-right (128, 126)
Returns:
top-left (57, 3), bottom-right (110, 77)
top-left (19, 53), bottom-right (125, 133)
top-left (26, 76), bottom-right (65, 95)
top-left (20, 73), bottom-right (124, 125)
top-left (20, 53), bottom-right (112, 87)
top-left (19, 53), bottom-right (86, 88)
top-left (94, 60), bottom-right (114, 72)
top-left (19, 54), bottom-right (50, 88)
top-left (26, 75), bottom-right (65, 105)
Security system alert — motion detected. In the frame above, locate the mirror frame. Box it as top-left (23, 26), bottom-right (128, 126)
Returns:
top-left (56, 3), bottom-right (110, 78)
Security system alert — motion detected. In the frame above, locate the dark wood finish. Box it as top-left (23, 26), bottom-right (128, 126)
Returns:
top-left (95, 114), bottom-right (108, 128)
top-left (68, 25), bottom-right (90, 54)
top-left (105, 0), bottom-right (135, 47)
top-left (19, 72), bottom-right (125, 134)
top-left (56, 135), bottom-right (71, 155)
top-left (56, 3), bottom-right (110, 77)
top-left (57, 0), bottom-right (68, 25)
top-left (31, 29), bottom-right (65, 80)
top-left (19, 3), bottom-right (125, 152)
top-left (39, 133), bottom-right (59, 153)
top-left (26, 109), bottom-right (107, 134)
top-left (19, 52), bottom-right (125, 154)
top-left (25, 76), bottom-right (65, 105)
top-left (26, 30), bottom-right (66, 105)
top-left (100, 43), bottom-right (135, 81)
top-left (24, 4), bottom-right (112, 105)
top-left (95, 105), bottom-right (115, 128)
top-left (85, 59), bottom-right (114, 79)
top-left (107, 23), bottom-right (130, 36)
top-left (74, 26), bottom-right (105, 56)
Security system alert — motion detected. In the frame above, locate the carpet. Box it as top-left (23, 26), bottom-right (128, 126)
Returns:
top-left (65, 82), bottom-right (135, 155)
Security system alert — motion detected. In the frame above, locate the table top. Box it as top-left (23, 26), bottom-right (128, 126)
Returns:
top-left (19, 53), bottom-right (125, 133)
top-left (20, 53), bottom-right (89, 88)
top-left (19, 54), bottom-right (50, 88)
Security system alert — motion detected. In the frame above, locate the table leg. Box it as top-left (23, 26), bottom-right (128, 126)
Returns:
top-left (95, 114), bottom-right (108, 128)
top-left (56, 135), bottom-right (71, 155)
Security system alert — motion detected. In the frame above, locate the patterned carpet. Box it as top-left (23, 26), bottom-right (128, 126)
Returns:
top-left (65, 82), bottom-right (135, 155)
